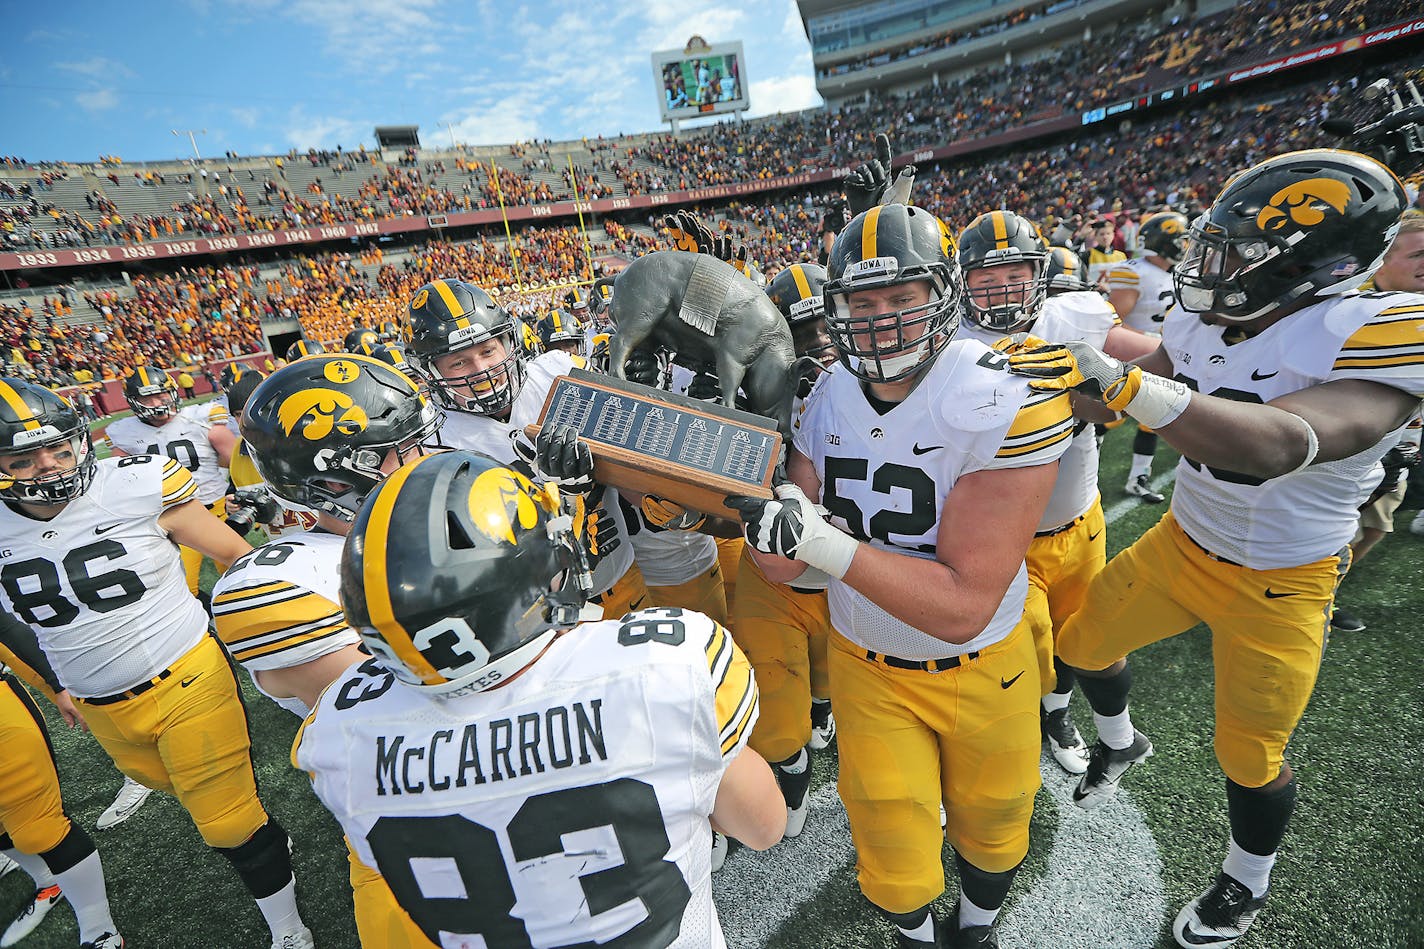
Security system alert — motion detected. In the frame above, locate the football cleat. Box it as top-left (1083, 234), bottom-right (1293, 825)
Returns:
top-left (1073, 730), bottom-right (1154, 809)
top-left (808, 699), bottom-right (836, 750)
top-left (0, 853), bottom-right (16, 880)
top-left (97, 776), bottom-right (152, 831)
top-left (1042, 706), bottom-right (1090, 775)
top-left (80, 933), bottom-right (124, 949)
top-left (1125, 474), bottom-right (1165, 503)
top-left (775, 755), bottom-right (814, 839)
top-left (1173, 873), bottom-right (1268, 948)
top-left (271, 926), bottom-right (315, 949)
top-left (1, 885), bottom-right (62, 948)
top-left (1328, 607), bottom-right (1366, 633)
top-left (948, 923), bottom-right (999, 948)
top-left (710, 831), bottom-right (728, 873)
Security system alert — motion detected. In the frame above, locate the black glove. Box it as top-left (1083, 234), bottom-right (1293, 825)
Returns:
top-left (686, 372), bottom-right (723, 402)
top-left (1366, 443), bottom-right (1421, 507)
top-left (663, 210), bottom-right (716, 253)
top-left (623, 348), bottom-right (662, 387)
top-left (535, 424), bottom-right (595, 494)
top-left (844, 133), bottom-right (892, 216)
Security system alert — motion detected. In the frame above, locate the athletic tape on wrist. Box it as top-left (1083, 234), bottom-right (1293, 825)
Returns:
top-left (1123, 372), bottom-right (1192, 430)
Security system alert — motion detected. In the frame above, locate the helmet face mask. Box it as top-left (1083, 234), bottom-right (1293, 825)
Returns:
top-left (1045, 246), bottom-right (1090, 294)
top-left (0, 379), bottom-right (97, 505)
top-left (1172, 149), bottom-right (1407, 323)
top-left (768, 263), bottom-right (836, 370)
top-left (824, 205), bottom-right (963, 384)
top-left (340, 452), bottom-right (594, 697)
top-left (124, 367), bottom-right (180, 422)
top-left (240, 354), bottom-right (443, 522)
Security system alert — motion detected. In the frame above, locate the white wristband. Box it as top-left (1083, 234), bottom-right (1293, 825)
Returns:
top-left (1285, 414), bottom-right (1319, 474)
top-left (1123, 373), bottom-right (1192, 430)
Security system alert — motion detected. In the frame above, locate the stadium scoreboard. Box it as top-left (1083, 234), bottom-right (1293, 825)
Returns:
top-left (652, 36), bottom-right (749, 124)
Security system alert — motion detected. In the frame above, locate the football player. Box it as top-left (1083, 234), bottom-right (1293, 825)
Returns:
top-left (1007, 149), bottom-right (1424, 948)
top-left (729, 204), bottom-right (1073, 948)
top-left (0, 379), bottom-right (313, 949)
top-left (106, 366), bottom-right (238, 598)
top-left (0, 649), bottom-right (123, 949)
top-left (297, 450), bottom-right (785, 948)
top-left (283, 339), bottom-right (326, 363)
top-left (216, 363), bottom-right (265, 439)
top-left (1107, 211), bottom-right (1190, 502)
top-left (343, 326), bottom-right (378, 352)
top-left (212, 353), bottom-right (441, 717)
top-left (537, 308), bottom-right (584, 356)
top-left (405, 278), bottom-right (648, 619)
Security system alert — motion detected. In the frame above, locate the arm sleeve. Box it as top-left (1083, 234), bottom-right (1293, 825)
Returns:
top-left (211, 580), bottom-right (349, 669)
top-left (0, 608), bottom-right (63, 696)
top-left (160, 457), bottom-right (199, 508)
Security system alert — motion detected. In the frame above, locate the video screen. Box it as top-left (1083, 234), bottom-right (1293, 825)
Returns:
top-left (653, 43), bottom-right (749, 120)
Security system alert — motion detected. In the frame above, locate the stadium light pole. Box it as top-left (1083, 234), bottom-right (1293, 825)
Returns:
top-left (172, 128), bottom-right (207, 161)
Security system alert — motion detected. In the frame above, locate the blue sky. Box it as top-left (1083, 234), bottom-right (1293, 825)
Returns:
top-left (1, 0), bottom-right (822, 163)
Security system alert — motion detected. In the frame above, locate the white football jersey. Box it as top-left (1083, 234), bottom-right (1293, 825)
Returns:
top-left (437, 350), bottom-right (636, 598)
top-left (1107, 257), bottom-right (1177, 334)
top-left (107, 402), bottom-right (229, 504)
top-left (961, 295), bottom-right (1116, 530)
top-left (793, 340), bottom-right (1074, 659)
top-left (0, 457), bottom-right (207, 698)
top-left (622, 496), bottom-right (720, 587)
top-left (1163, 291), bottom-right (1424, 569)
top-left (211, 529), bottom-right (357, 717)
top-left (294, 608), bottom-right (756, 949)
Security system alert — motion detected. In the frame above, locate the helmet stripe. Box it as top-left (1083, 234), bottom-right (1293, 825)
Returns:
top-left (361, 454), bottom-right (444, 683)
top-left (790, 264), bottom-right (812, 301)
top-left (0, 380), bottom-right (40, 430)
top-left (991, 211), bottom-right (1009, 248)
top-left (433, 279), bottom-right (469, 329)
top-left (861, 206), bottom-right (882, 261)
top-left (137, 366), bottom-right (151, 388)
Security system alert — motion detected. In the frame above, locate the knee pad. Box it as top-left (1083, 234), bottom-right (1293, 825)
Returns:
top-left (217, 819), bottom-right (292, 899)
top-left (40, 822), bottom-right (96, 876)
top-left (1075, 662), bottom-right (1133, 717)
top-left (954, 850), bottom-right (1022, 911)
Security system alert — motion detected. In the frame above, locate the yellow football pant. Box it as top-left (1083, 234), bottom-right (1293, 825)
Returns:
top-left (716, 536), bottom-right (745, 615)
top-left (645, 559), bottom-right (729, 627)
top-left (180, 498), bottom-right (230, 595)
top-left (829, 619), bottom-right (1041, 913)
top-left (0, 676), bottom-right (71, 854)
top-left (348, 843), bottom-right (437, 949)
top-left (1059, 511), bottom-right (1347, 788)
top-left (591, 562), bottom-right (651, 622)
top-left (77, 635), bottom-right (269, 848)
top-left (1026, 497), bottom-right (1107, 692)
top-left (733, 551), bottom-right (832, 763)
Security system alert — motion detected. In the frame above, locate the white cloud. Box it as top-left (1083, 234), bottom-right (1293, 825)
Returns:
top-left (284, 112), bottom-right (371, 150)
top-left (747, 73), bottom-right (822, 117)
top-left (56, 57), bottom-right (135, 79)
top-left (231, 106), bottom-right (263, 128)
top-left (76, 88), bottom-right (120, 112)
top-left (239, 0), bottom-right (446, 75)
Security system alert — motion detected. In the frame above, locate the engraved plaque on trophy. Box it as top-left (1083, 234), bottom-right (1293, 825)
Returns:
top-left (525, 369), bottom-right (778, 520)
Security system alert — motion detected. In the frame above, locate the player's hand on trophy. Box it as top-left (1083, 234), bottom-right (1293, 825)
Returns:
top-left (686, 371), bottom-right (723, 402)
top-left (725, 482), bottom-right (858, 579)
top-left (1007, 339), bottom-right (1142, 408)
top-left (623, 348), bottom-right (663, 387)
top-left (535, 424), bottom-right (596, 494)
top-left (641, 495), bottom-right (707, 531)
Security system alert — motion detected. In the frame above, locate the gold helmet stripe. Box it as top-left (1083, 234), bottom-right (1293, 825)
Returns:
top-left (361, 453), bottom-right (445, 684)
top-left (861, 206), bottom-right (883, 262)
top-left (432, 279), bottom-right (469, 329)
top-left (790, 264), bottom-right (813, 301)
top-left (137, 366), bottom-right (151, 388)
top-left (0, 380), bottom-right (40, 431)
top-left (990, 211), bottom-right (1009, 249)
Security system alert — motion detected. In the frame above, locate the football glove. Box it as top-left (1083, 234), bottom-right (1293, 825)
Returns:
top-left (535, 424), bottom-right (595, 495)
top-left (843, 132), bottom-right (917, 216)
top-left (1006, 338), bottom-right (1140, 406)
top-left (640, 495), bottom-right (707, 532)
top-left (725, 483), bottom-right (858, 579)
top-left (623, 348), bottom-right (663, 388)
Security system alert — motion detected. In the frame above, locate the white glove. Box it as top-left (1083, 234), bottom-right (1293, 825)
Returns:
top-left (725, 483), bottom-right (859, 579)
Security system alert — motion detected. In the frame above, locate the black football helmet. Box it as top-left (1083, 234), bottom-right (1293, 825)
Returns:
top-left (285, 338), bottom-right (327, 362)
top-left (123, 365), bottom-right (180, 420)
top-left (1138, 211), bottom-right (1189, 263)
top-left (824, 204), bottom-right (963, 382)
top-left (340, 450), bottom-right (592, 696)
top-left (957, 210), bottom-right (1050, 333)
top-left (239, 353), bottom-right (442, 521)
top-left (767, 262), bottom-right (835, 368)
top-left (225, 370), bottom-right (267, 421)
top-left (1045, 246), bottom-right (1092, 294)
top-left (587, 332), bottom-right (613, 373)
top-left (219, 362), bottom-right (263, 392)
top-left (538, 309), bottom-right (583, 350)
top-left (405, 278), bottom-right (525, 416)
top-left (368, 342), bottom-right (420, 380)
top-left (1174, 149), bottom-right (1408, 322)
top-left (377, 320), bottom-right (401, 343)
top-left (344, 327), bottom-right (378, 352)
top-left (0, 378), bottom-right (96, 504)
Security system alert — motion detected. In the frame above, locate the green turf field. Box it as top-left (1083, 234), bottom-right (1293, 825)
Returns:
top-left (7, 425), bottom-right (1423, 948)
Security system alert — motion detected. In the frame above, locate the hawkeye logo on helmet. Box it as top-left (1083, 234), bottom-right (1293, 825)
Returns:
top-left (411, 289), bottom-right (430, 309)
top-left (467, 467), bottom-right (555, 545)
top-left (1255, 178), bottom-right (1350, 232)
top-left (11, 425), bottom-right (63, 447)
top-left (844, 256), bottom-right (900, 284)
top-left (277, 389), bottom-right (370, 441)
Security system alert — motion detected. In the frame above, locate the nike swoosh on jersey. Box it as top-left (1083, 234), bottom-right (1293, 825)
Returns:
top-left (1250, 369), bottom-right (1279, 380)
top-left (1263, 588), bottom-right (1298, 599)
top-left (94, 524), bottom-right (120, 535)
top-left (911, 443), bottom-right (942, 455)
